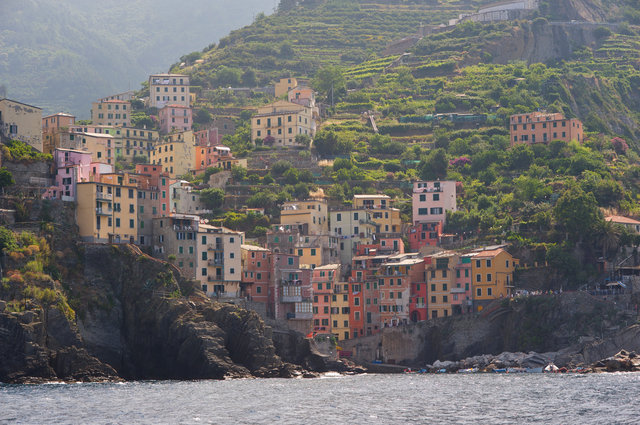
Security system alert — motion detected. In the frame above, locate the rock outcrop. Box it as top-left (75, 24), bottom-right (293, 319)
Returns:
top-left (0, 244), bottom-right (321, 383)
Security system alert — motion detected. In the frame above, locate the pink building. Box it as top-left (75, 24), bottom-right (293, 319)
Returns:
top-left (195, 128), bottom-right (221, 147)
top-left (288, 86), bottom-right (315, 108)
top-left (43, 148), bottom-right (112, 201)
top-left (159, 105), bottom-right (192, 134)
top-left (412, 180), bottom-right (457, 226)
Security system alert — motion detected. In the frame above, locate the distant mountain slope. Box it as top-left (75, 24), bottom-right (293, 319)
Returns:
top-left (0, 0), bottom-right (270, 117)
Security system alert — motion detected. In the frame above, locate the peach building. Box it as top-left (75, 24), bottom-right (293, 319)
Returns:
top-left (42, 113), bottom-right (75, 154)
top-left (412, 180), bottom-right (457, 225)
top-left (510, 112), bottom-right (583, 146)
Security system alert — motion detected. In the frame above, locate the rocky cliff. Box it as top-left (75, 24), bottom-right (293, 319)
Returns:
top-left (0, 243), bottom-right (319, 383)
top-left (343, 292), bottom-right (635, 367)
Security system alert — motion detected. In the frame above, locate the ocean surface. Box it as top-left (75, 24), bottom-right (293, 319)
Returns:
top-left (2, 373), bottom-right (639, 424)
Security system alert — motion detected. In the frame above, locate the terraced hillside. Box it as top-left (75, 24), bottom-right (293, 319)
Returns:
top-left (180, 0), bottom-right (486, 88)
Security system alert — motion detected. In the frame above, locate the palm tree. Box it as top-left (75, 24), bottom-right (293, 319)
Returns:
top-left (598, 219), bottom-right (622, 260)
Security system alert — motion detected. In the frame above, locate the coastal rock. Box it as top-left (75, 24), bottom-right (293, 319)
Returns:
top-left (50, 346), bottom-right (120, 382)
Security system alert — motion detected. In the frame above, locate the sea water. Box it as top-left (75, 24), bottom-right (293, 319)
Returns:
top-left (1, 373), bottom-right (639, 424)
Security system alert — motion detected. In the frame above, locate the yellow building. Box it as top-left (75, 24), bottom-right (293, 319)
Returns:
top-left (115, 127), bottom-right (159, 163)
top-left (72, 132), bottom-right (114, 164)
top-left (275, 77), bottom-right (298, 98)
top-left (76, 175), bottom-right (139, 243)
top-left (280, 199), bottom-right (328, 235)
top-left (251, 100), bottom-right (315, 147)
top-left (353, 194), bottom-right (402, 234)
top-left (331, 281), bottom-right (351, 341)
top-left (0, 98), bottom-right (43, 152)
top-left (150, 131), bottom-right (195, 177)
top-left (471, 247), bottom-right (518, 311)
top-left (91, 100), bottom-right (131, 127)
top-left (196, 224), bottom-right (244, 299)
top-left (426, 251), bottom-right (459, 319)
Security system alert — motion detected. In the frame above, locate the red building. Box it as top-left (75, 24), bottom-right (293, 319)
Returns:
top-left (241, 245), bottom-right (272, 306)
top-left (312, 264), bottom-right (340, 333)
top-left (378, 253), bottom-right (425, 327)
top-left (408, 222), bottom-right (442, 251)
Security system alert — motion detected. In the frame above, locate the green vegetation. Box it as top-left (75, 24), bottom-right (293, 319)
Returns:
top-left (2, 140), bottom-right (52, 162)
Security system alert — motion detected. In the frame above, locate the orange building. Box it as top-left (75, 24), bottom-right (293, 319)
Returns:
top-left (510, 112), bottom-right (583, 146)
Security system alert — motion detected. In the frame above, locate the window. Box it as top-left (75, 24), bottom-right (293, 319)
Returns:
top-left (433, 194), bottom-right (439, 201)
top-left (230, 268), bottom-right (235, 274)
top-left (476, 288), bottom-right (482, 297)
top-left (336, 213), bottom-right (342, 221)
top-left (476, 260), bottom-right (481, 268)
top-left (487, 288), bottom-right (493, 296)
top-left (288, 257), bottom-right (293, 265)
top-left (442, 270), bottom-right (447, 278)
top-left (442, 283), bottom-right (447, 291)
top-left (129, 219), bottom-right (134, 228)
top-left (115, 218), bottom-right (120, 227)
top-left (487, 274), bottom-right (492, 282)
top-left (431, 296), bottom-right (436, 303)
top-left (202, 268), bottom-right (207, 276)
top-left (354, 298), bottom-right (360, 306)
top-left (486, 259), bottom-right (492, 268)
top-left (476, 274), bottom-right (481, 282)
top-left (418, 208), bottom-right (428, 215)
top-left (443, 295), bottom-right (448, 303)
top-left (419, 194), bottom-right (426, 202)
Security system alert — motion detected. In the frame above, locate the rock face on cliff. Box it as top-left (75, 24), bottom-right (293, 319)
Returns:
top-left (0, 244), bottom-right (310, 383)
top-left (343, 292), bottom-right (633, 367)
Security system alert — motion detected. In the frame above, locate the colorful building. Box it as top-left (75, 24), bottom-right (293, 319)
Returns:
top-left (379, 253), bottom-right (424, 327)
top-left (272, 252), bottom-right (313, 333)
top-left (0, 98), bottom-right (43, 151)
top-left (329, 208), bottom-right (376, 266)
top-left (311, 264), bottom-right (340, 333)
top-left (151, 213), bottom-right (199, 279)
top-left (275, 77), bottom-right (298, 98)
top-left (251, 100), bottom-right (315, 147)
top-left (353, 194), bottom-right (402, 235)
top-left (331, 281), bottom-right (351, 341)
top-left (91, 100), bottom-right (131, 127)
top-left (470, 246), bottom-right (518, 311)
top-left (76, 175), bottom-right (139, 243)
top-left (44, 148), bottom-right (93, 201)
top-left (159, 105), bottom-right (192, 134)
top-left (425, 251), bottom-right (459, 319)
top-left (280, 199), bottom-right (328, 235)
top-left (241, 244), bottom-right (272, 306)
top-left (149, 74), bottom-right (190, 109)
top-left (42, 113), bottom-right (75, 154)
top-left (510, 112), bottom-right (583, 146)
top-left (150, 131), bottom-right (196, 177)
top-left (196, 224), bottom-right (243, 298)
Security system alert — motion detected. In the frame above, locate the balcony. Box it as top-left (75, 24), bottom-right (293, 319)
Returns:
top-left (451, 287), bottom-right (466, 294)
top-left (207, 275), bottom-right (224, 282)
top-left (207, 244), bottom-right (224, 251)
top-left (96, 192), bottom-right (112, 200)
top-left (281, 295), bottom-right (302, 303)
top-left (208, 259), bottom-right (224, 266)
top-left (287, 312), bottom-right (313, 320)
top-left (95, 207), bottom-right (112, 215)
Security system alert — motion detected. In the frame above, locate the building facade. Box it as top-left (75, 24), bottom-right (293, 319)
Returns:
top-left (510, 112), bottom-right (583, 146)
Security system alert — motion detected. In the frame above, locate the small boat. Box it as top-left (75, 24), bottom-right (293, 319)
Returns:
top-left (458, 368), bottom-right (479, 374)
top-left (437, 368), bottom-right (447, 373)
top-left (493, 368), bottom-right (507, 373)
top-left (544, 363), bottom-right (559, 373)
top-left (525, 367), bottom-right (543, 373)
top-left (507, 367), bottom-right (526, 373)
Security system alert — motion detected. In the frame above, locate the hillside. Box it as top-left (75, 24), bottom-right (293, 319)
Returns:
top-left (0, 0), bottom-right (269, 116)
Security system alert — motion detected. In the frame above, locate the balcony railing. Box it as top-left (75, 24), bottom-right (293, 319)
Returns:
top-left (95, 208), bottom-right (112, 215)
top-left (207, 244), bottom-right (224, 251)
top-left (281, 295), bottom-right (302, 303)
top-left (450, 288), bottom-right (466, 294)
top-left (96, 192), bottom-right (112, 200)
top-left (208, 259), bottom-right (224, 266)
top-left (287, 312), bottom-right (313, 320)
top-left (207, 275), bottom-right (224, 282)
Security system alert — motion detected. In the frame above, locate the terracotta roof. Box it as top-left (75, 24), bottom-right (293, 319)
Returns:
top-left (605, 215), bottom-right (640, 225)
top-left (474, 248), bottom-right (505, 258)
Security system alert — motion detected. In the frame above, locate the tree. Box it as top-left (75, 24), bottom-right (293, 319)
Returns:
top-left (242, 68), bottom-right (258, 87)
top-left (417, 148), bottom-right (448, 180)
top-left (295, 134), bottom-right (311, 147)
top-left (199, 188), bottom-right (225, 210)
top-left (0, 167), bottom-right (15, 193)
top-left (272, 160), bottom-right (292, 176)
top-left (231, 165), bottom-right (247, 181)
top-left (553, 185), bottom-right (602, 241)
top-left (313, 65), bottom-right (346, 104)
top-left (194, 109), bottom-right (213, 125)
